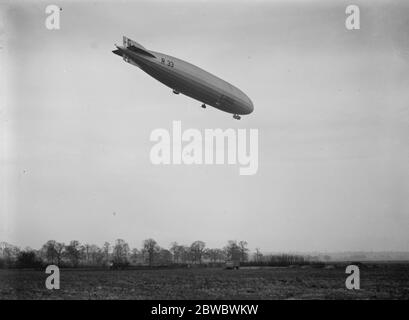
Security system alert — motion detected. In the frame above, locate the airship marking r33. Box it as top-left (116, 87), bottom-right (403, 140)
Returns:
top-left (113, 37), bottom-right (254, 120)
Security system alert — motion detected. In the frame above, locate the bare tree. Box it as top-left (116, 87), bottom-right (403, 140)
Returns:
top-left (65, 240), bottom-right (81, 267)
top-left (205, 248), bottom-right (225, 263)
top-left (157, 249), bottom-right (173, 265)
top-left (82, 244), bottom-right (92, 264)
top-left (0, 242), bottom-right (20, 267)
top-left (142, 238), bottom-right (160, 266)
top-left (169, 242), bottom-right (179, 263)
top-left (254, 248), bottom-right (263, 262)
top-left (170, 242), bottom-right (190, 264)
top-left (238, 241), bottom-right (249, 262)
top-left (190, 241), bottom-right (206, 264)
top-left (42, 240), bottom-right (58, 264)
top-left (102, 242), bottom-right (110, 264)
top-left (224, 240), bottom-right (241, 262)
top-left (112, 239), bottom-right (130, 264)
top-left (130, 248), bottom-right (142, 265)
top-left (54, 242), bottom-right (65, 266)
top-left (88, 244), bottom-right (103, 265)
top-left (177, 245), bottom-right (191, 264)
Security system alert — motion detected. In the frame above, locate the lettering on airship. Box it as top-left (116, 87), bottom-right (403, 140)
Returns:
top-left (161, 58), bottom-right (174, 68)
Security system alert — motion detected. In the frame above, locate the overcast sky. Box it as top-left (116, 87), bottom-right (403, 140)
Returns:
top-left (1, 0), bottom-right (408, 252)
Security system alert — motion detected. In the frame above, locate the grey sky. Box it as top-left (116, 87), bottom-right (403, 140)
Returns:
top-left (1, 0), bottom-right (409, 252)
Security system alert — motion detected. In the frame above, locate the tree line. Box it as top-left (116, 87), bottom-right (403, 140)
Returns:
top-left (0, 239), bottom-right (320, 269)
top-left (0, 239), bottom-right (252, 268)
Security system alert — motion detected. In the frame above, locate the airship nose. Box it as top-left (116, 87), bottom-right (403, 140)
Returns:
top-left (242, 96), bottom-right (254, 115)
top-left (247, 98), bottom-right (254, 114)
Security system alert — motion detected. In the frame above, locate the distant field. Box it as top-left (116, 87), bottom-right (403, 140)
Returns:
top-left (1, 264), bottom-right (409, 299)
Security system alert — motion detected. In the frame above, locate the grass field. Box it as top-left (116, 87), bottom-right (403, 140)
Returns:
top-left (1, 264), bottom-right (408, 299)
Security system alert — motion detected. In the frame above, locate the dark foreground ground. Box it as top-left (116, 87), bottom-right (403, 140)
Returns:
top-left (1, 263), bottom-right (408, 299)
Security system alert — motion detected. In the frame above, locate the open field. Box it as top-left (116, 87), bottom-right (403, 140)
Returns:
top-left (1, 264), bottom-right (409, 299)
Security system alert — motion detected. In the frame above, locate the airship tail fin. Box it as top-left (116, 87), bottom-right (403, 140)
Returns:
top-left (122, 36), bottom-right (156, 58)
top-left (112, 49), bottom-right (122, 56)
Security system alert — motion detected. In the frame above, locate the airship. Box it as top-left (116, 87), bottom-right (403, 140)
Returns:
top-left (113, 36), bottom-right (254, 120)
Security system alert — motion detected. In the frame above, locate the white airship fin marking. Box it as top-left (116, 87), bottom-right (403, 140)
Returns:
top-left (122, 36), bottom-right (156, 58)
